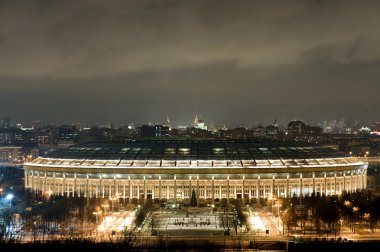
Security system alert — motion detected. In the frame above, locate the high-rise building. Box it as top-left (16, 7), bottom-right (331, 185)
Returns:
top-left (371, 122), bottom-right (380, 135)
top-left (58, 125), bottom-right (79, 143)
top-left (139, 124), bottom-right (170, 138)
top-left (0, 117), bottom-right (13, 129)
top-left (288, 120), bottom-right (306, 136)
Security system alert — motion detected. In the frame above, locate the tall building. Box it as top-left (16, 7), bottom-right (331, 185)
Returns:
top-left (0, 117), bottom-right (13, 129)
top-left (139, 124), bottom-right (170, 138)
top-left (164, 115), bottom-right (172, 131)
top-left (288, 120), bottom-right (306, 136)
top-left (371, 122), bottom-right (380, 135)
top-left (288, 120), bottom-right (322, 136)
top-left (0, 146), bottom-right (23, 166)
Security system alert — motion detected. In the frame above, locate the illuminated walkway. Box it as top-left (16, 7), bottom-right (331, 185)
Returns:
top-left (97, 211), bottom-right (135, 235)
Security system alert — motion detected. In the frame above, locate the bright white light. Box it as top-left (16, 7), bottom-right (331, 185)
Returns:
top-left (248, 213), bottom-right (266, 231)
top-left (6, 194), bottom-right (14, 200)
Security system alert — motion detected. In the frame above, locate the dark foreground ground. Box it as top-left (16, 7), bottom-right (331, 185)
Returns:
top-left (0, 239), bottom-right (285, 252)
top-left (2, 240), bottom-right (380, 252)
top-left (288, 240), bottom-right (380, 252)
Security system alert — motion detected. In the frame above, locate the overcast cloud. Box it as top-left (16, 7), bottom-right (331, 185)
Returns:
top-left (1, 0), bottom-right (380, 126)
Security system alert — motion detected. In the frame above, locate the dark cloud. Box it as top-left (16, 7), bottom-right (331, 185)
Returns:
top-left (0, 0), bottom-right (379, 126)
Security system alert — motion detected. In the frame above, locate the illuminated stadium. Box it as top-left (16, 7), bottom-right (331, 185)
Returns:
top-left (24, 140), bottom-right (368, 205)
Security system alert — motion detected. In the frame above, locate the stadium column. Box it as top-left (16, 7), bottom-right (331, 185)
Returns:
top-left (39, 172), bottom-right (43, 193)
top-left (362, 169), bottom-right (366, 189)
top-left (242, 175), bottom-right (245, 205)
top-left (174, 175), bottom-right (177, 206)
top-left (329, 176), bottom-right (333, 195)
top-left (113, 174), bottom-right (117, 198)
top-left (74, 173), bottom-right (77, 197)
top-left (123, 183), bottom-right (126, 204)
top-left (312, 172), bottom-right (316, 194)
top-left (343, 172), bottom-right (346, 192)
top-left (212, 176), bottom-right (215, 203)
top-left (234, 182), bottom-right (237, 199)
top-left (196, 176), bottom-right (200, 205)
top-left (29, 171), bottom-right (32, 190)
top-left (24, 170), bottom-right (28, 188)
top-left (34, 171), bottom-right (38, 192)
top-left (144, 176), bottom-right (147, 202)
top-left (159, 176), bottom-right (162, 201)
top-left (219, 182), bottom-right (222, 200)
top-left (272, 174), bottom-right (275, 197)
top-left (137, 184), bottom-right (140, 200)
top-left (350, 171), bottom-right (353, 192)
top-left (329, 177), bottom-right (333, 195)
top-left (299, 173), bottom-right (303, 205)
top-left (248, 179), bottom-right (252, 202)
top-left (256, 175), bottom-right (260, 206)
top-left (128, 176), bottom-right (132, 205)
top-left (286, 174), bottom-right (289, 198)
top-left (52, 172), bottom-right (56, 195)
top-left (40, 172), bottom-right (43, 193)
top-left (85, 174), bottom-right (89, 199)
top-left (44, 172), bottom-right (47, 194)
top-left (167, 183), bottom-right (169, 199)
top-left (227, 175), bottom-right (230, 204)
top-left (356, 171), bottom-right (359, 191)
top-left (189, 176), bottom-right (192, 200)
top-left (324, 172), bottom-right (327, 196)
top-left (100, 175), bottom-right (104, 198)
top-left (63, 172), bottom-right (66, 197)
top-left (47, 172), bottom-right (51, 193)
top-left (37, 171), bottom-right (41, 192)
top-left (95, 176), bottom-right (98, 198)
top-left (334, 172), bottom-right (337, 195)
top-left (31, 171), bottom-right (34, 193)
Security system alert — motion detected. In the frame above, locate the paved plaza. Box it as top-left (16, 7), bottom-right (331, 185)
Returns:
top-left (148, 207), bottom-right (280, 238)
top-left (161, 215), bottom-right (220, 230)
top-left (97, 211), bottom-right (135, 235)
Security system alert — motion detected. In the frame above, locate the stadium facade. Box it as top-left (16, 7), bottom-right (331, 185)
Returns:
top-left (24, 141), bottom-right (368, 204)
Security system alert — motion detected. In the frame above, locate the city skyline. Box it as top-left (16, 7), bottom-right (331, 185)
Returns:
top-left (1, 0), bottom-right (380, 125)
top-left (2, 1), bottom-right (380, 250)
top-left (0, 113), bottom-right (379, 130)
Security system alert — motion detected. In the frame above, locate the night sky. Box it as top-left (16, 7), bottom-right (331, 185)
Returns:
top-left (1, 0), bottom-right (380, 127)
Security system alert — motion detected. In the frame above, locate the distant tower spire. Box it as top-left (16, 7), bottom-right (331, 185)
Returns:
top-left (166, 115), bottom-right (171, 125)
top-left (274, 117), bottom-right (278, 126)
top-left (194, 114), bottom-right (199, 124)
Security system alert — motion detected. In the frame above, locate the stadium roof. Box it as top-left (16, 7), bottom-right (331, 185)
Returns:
top-left (27, 140), bottom-right (364, 168)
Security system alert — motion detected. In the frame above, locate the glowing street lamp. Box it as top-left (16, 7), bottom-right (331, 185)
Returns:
top-left (6, 193), bottom-right (14, 206)
top-left (363, 212), bottom-right (370, 220)
top-left (274, 203), bottom-right (282, 229)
